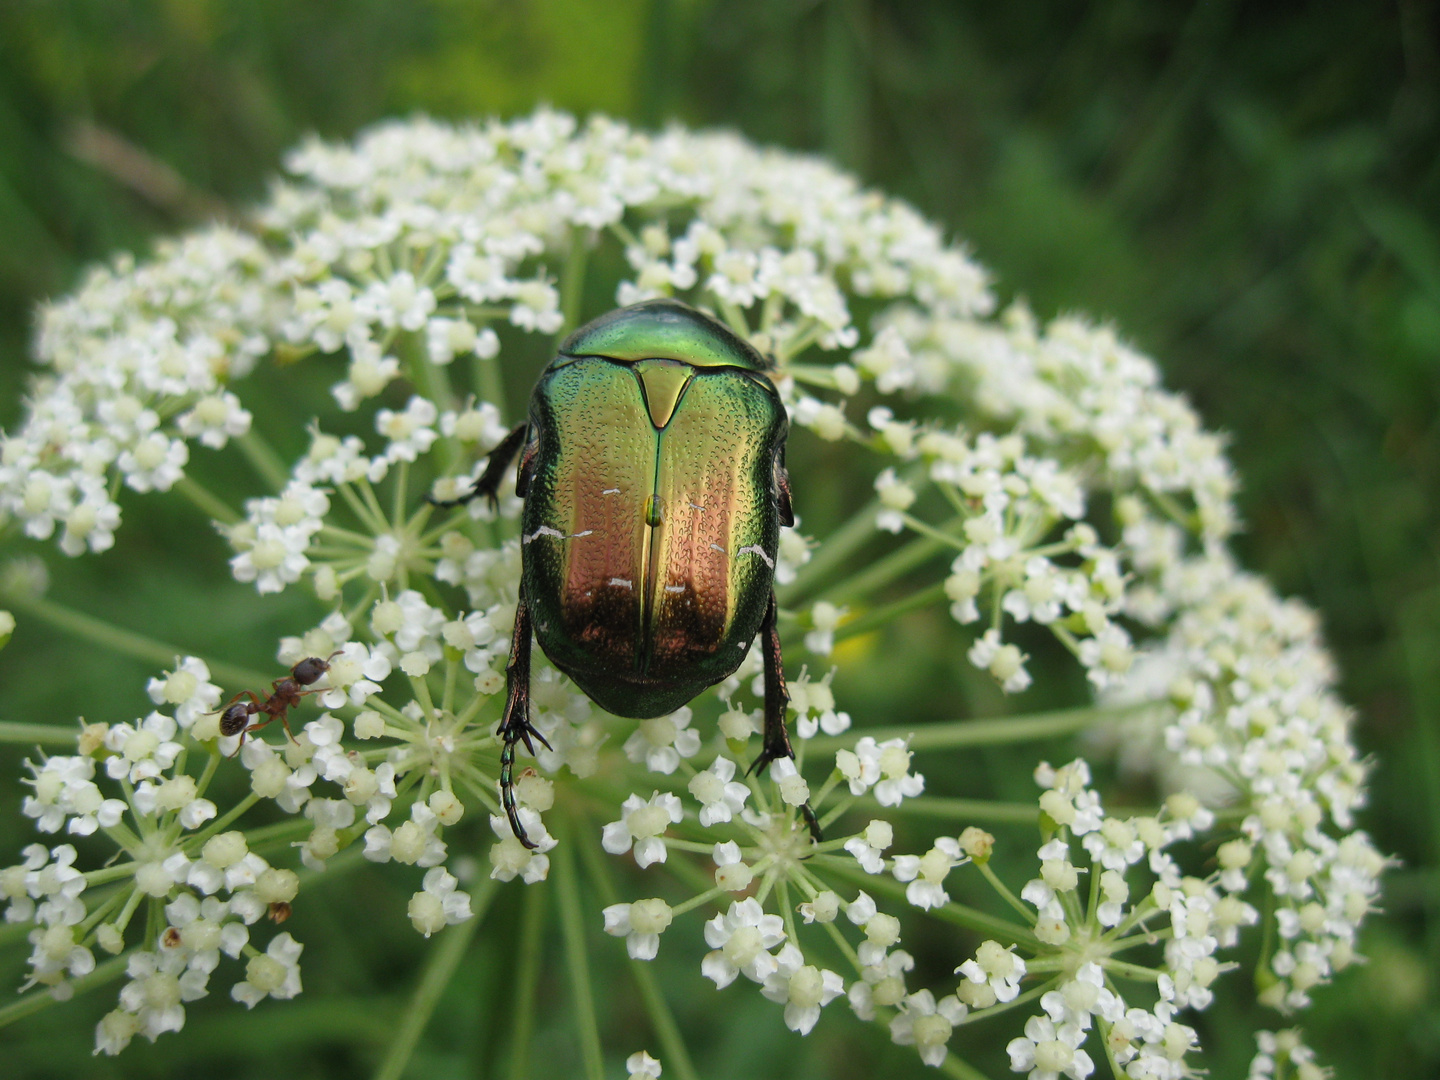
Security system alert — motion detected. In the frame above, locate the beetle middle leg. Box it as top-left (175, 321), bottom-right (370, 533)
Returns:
top-left (430, 422), bottom-right (528, 510)
top-left (750, 592), bottom-right (823, 843)
top-left (498, 586), bottom-right (553, 849)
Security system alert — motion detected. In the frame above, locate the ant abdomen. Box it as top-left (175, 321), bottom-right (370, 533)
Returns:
top-left (219, 703), bottom-right (253, 737)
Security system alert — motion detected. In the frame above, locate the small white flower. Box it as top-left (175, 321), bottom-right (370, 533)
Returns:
top-left (407, 867), bottom-right (473, 936)
top-left (104, 713), bottom-right (183, 784)
top-left (848, 945), bottom-right (914, 1020)
top-left (626, 1050), bottom-right (663, 1078)
top-left (889, 989), bottom-right (967, 1068)
top-left (146, 657), bottom-right (223, 729)
top-left (836, 736), bottom-right (924, 805)
top-left (365, 271), bottom-right (436, 331)
top-left (1082, 817), bottom-right (1146, 872)
top-left (804, 601), bottom-right (849, 656)
top-left (700, 897), bottom-right (786, 988)
top-left (487, 812), bottom-right (555, 884)
top-left (231, 932), bottom-right (303, 1008)
top-left (788, 668), bottom-right (851, 737)
top-left (602, 898), bottom-right (674, 960)
top-left (759, 943), bottom-right (846, 1035)
top-left (1040, 964), bottom-right (1119, 1032)
top-left (891, 837), bottom-right (965, 910)
top-left (377, 395), bottom-right (440, 464)
top-left (1006, 1013), bottom-right (1094, 1080)
top-left (844, 820), bottom-right (894, 874)
top-left (602, 792), bottom-right (683, 868)
top-left (177, 392), bottom-right (251, 449)
top-left (118, 432), bottom-right (189, 493)
top-left (623, 706), bottom-right (701, 774)
top-left (687, 756), bottom-right (750, 826)
top-left (957, 940), bottom-right (1027, 1004)
top-left (874, 467), bottom-right (916, 533)
top-left (968, 628), bottom-right (1032, 693)
top-left (114, 949), bottom-right (187, 1040)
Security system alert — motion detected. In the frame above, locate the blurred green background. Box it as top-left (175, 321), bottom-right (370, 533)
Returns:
top-left (0, 1), bottom-right (1435, 1077)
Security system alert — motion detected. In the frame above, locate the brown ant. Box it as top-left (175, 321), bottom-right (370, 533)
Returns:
top-left (217, 653), bottom-right (338, 752)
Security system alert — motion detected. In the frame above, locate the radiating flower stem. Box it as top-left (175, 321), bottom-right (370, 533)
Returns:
top-left (0, 720), bottom-right (80, 746)
top-left (576, 823), bottom-right (700, 1080)
top-left (885, 796), bottom-right (1039, 824)
top-left (814, 856), bottom-right (1040, 947)
top-left (1096, 1013), bottom-right (1128, 1080)
top-left (1101, 958), bottom-right (1163, 982)
top-left (977, 861), bottom-right (1035, 921)
top-left (553, 831), bottom-right (605, 1080)
top-left (778, 497), bottom-right (881, 602)
top-left (938, 1053), bottom-right (993, 1080)
top-left (173, 474), bottom-right (241, 525)
top-left (371, 876), bottom-right (496, 1080)
top-left (556, 229), bottom-right (590, 342)
top-left (830, 581), bottom-right (947, 643)
top-left (805, 699), bottom-right (1165, 756)
top-left (3, 591), bottom-right (269, 689)
top-left (474, 348), bottom-right (508, 421)
top-left (813, 526), bottom-right (955, 607)
top-left (966, 981), bottom-right (1059, 1031)
top-left (0, 953), bottom-right (130, 1029)
top-left (236, 429), bottom-right (290, 492)
top-left (506, 875), bottom-right (549, 1080)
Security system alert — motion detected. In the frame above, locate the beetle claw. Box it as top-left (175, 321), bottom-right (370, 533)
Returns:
top-left (513, 721), bottom-right (553, 757)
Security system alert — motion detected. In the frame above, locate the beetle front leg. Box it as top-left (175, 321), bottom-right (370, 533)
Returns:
top-left (498, 586), bottom-right (553, 849)
top-left (431, 422), bottom-right (528, 509)
top-left (750, 592), bottom-right (823, 843)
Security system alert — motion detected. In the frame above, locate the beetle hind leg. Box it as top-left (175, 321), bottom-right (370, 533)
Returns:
top-left (749, 592), bottom-right (823, 843)
top-left (498, 588), bottom-right (553, 850)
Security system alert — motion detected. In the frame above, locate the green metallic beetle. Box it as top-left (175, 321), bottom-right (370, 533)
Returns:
top-left (439, 299), bottom-right (818, 848)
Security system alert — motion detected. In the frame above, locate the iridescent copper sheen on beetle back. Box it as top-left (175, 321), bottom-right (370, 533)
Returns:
top-left (518, 300), bottom-right (786, 718)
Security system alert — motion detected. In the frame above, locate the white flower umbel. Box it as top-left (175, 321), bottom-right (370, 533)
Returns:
top-left (0, 110), bottom-right (1379, 1077)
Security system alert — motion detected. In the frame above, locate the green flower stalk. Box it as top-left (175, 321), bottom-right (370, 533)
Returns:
top-left (0, 111), bottom-right (1380, 1078)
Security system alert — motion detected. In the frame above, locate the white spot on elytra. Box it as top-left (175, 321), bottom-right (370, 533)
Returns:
top-left (689, 502), bottom-right (705, 511)
top-left (710, 543), bottom-right (727, 554)
top-left (524, 526), bottom-right (594, 543)
top-left (736, 544), bottom-right (775, 568)
top-left (665, 584), bottom-right (686, 594)
top-left (608, 577), bottom-right (633, 589)
top-left (602, 488), bottom-right (621, 495)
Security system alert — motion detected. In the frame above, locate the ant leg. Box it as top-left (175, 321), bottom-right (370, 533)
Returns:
top-left (748, 591), bottom-right (822, 843)
top-left (430, 422), bottom-right (528, 510)
top-left (499, 586), bottom-right (552, 849)
top-left (238, 711), bottom-right (297, 754)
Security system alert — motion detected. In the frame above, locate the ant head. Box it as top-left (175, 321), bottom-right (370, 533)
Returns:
top-left (291, 653), bottom-right (337, 686)
top-left (219, 703), bottom-right (252, 737)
